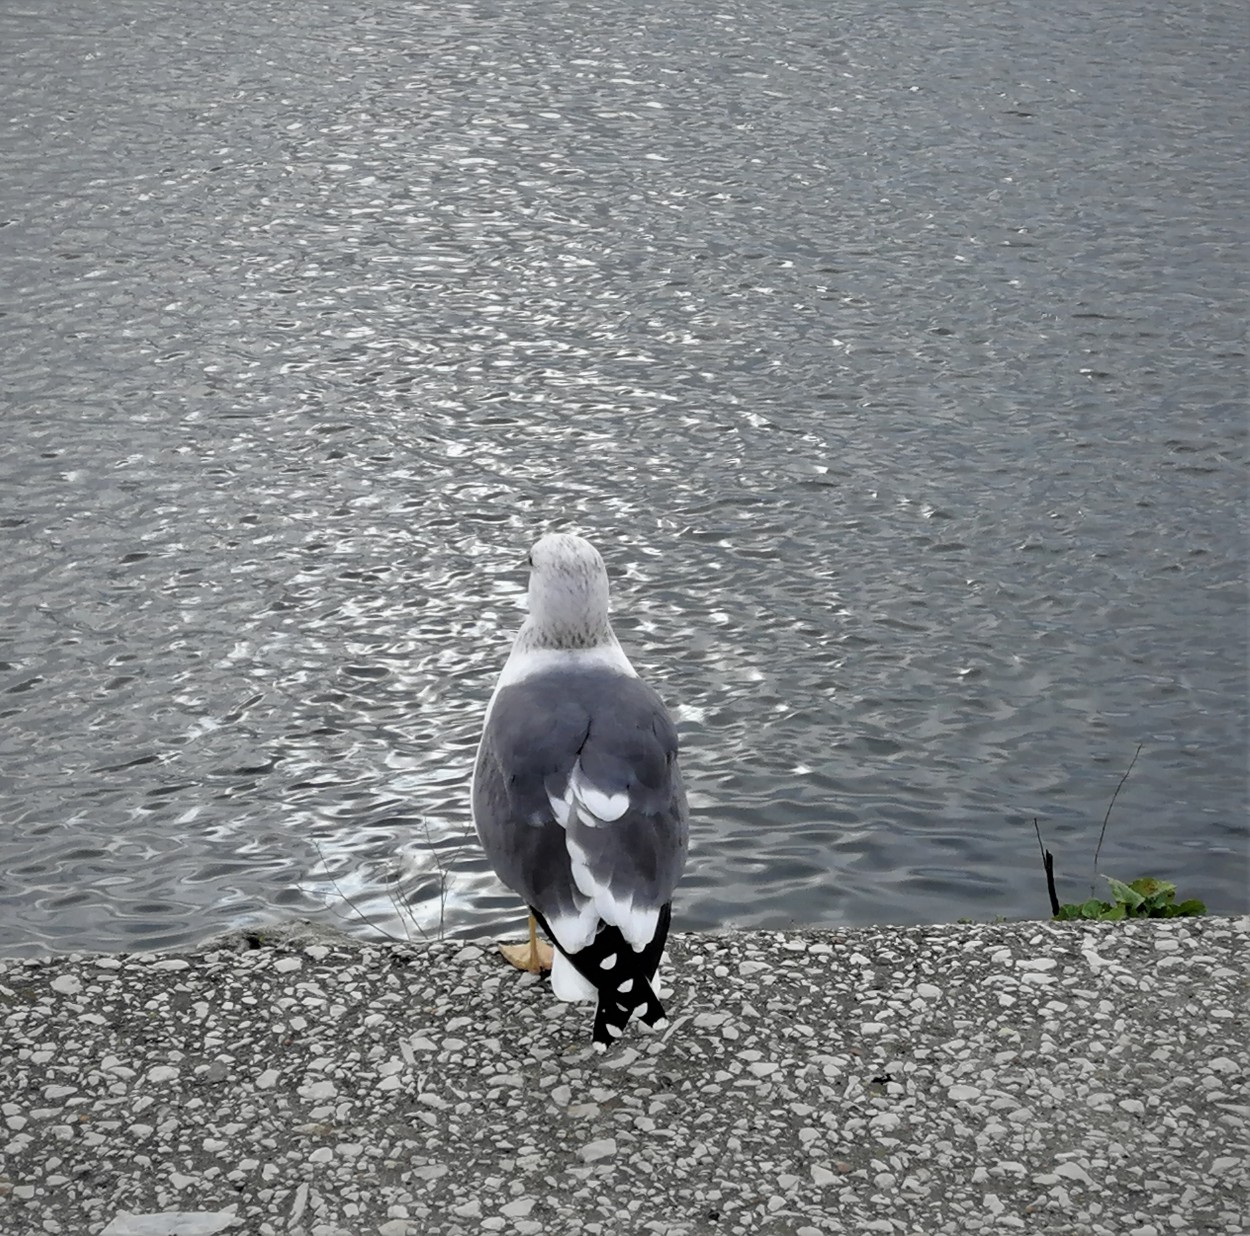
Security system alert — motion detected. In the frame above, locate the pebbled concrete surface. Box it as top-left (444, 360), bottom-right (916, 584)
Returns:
top-left (1, 917), bottom-right (1246, 1235)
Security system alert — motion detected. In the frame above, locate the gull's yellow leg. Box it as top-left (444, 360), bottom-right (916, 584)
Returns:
top-left (498, 913), bottom-right (554, 973)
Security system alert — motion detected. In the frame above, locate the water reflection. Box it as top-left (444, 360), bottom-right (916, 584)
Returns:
top-left (0, 0), bottom-right (1245, 956)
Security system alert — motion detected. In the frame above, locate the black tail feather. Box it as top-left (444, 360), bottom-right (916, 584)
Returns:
top-left (532, 904), bottom-right (672, 1046)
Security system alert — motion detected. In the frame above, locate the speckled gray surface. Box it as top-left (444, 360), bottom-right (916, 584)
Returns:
top-left (1, 918), bottom-right (1246, 1236)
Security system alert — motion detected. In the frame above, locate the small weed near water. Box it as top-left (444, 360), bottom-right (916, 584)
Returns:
top-left (1034, 744), bottom-right (1207, 923)
top-left (1052, 875), bottom-right (1206, 922)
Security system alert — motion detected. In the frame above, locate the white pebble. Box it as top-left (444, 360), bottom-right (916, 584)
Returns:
top-left (579, 1138), bottom-right (616, 1163)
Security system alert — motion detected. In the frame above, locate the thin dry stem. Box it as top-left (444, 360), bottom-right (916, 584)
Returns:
top-left (418, 816), bottom-right (451, 941)
top-left (310, 839), bottom-right (404, 944)
top-left (1092, 743), bottom-right (1143, 888)
top-left (381, 860), bottom-right (415, 944)
top-left (310, 825), bottom-right (457, 946)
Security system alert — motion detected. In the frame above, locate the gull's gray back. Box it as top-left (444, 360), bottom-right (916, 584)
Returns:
top-left (473, 666), bottom-right (688, 921)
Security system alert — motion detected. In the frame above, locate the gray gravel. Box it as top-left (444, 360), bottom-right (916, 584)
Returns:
top-left (1, 917), bottom-right (1246, 1236)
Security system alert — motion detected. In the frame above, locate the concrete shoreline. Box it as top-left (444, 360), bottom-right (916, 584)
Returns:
top-left (1, 917), bottom-right (1245, 1236)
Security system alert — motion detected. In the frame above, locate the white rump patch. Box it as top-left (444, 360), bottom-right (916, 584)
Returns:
top-left (569, 762), bottom-right (630, 824)
top-left (548, 760), bottom-right (631, 831)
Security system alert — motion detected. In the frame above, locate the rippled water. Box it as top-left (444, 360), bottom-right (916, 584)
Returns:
top-left (1, 0), bottom-right (1245, 956)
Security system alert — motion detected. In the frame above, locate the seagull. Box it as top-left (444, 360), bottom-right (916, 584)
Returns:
top-left (472, 533), bottom-right (689, 1046)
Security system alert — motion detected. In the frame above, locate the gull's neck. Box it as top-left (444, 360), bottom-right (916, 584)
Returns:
top-left (491, 622), bottom-right (637, 697)
top-left (514, 610), bottom-right (615, 653)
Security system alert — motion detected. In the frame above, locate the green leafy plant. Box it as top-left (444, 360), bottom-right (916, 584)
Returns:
top-left (1053, 875), bottom-right (1206, 921)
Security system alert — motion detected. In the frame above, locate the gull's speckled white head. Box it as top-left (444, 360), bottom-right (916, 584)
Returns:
top-left (522, 533), bottom-right (613, 651)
